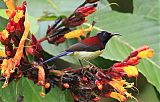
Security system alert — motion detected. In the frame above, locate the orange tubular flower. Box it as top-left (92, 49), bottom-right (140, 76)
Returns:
top-left (40, 92), bottom-right (46, 97)
top-left (112, 65), bottom-right (138, 78)
top-left (4, 0), bottom-right (15, 17)
top-left (14, 20), bottom-right (30, 65)
top-left (137, 48), bottom-right (154, 58)
top-left (45, 83), bottom-right (50, 89)
top-left (64, 24), bottom-right (93, 41)
top-left (95, 80), bottom-right (103, 90)
top-left (38, 66), bottom-right (45, 86)
top-left (63, 83), bottom-right (70, 89)
top-left (108, 79), bottom-right (127, 94)
top-left (1, 58), bottom-right (15, 88)
top-left (131, 45), bottom-right (154, 59)
top-left (107, 92), bottom-right (127, 102)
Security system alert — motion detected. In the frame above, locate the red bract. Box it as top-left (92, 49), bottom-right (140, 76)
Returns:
top-left (26, 35), bottom-right (44, 58)
top-left (63, 17), bottom-right (87, 27)
top-left (75, 4), bottom-right (97, 17)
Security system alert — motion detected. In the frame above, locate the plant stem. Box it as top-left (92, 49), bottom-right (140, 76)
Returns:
top-left (38, 37), bottom-right (47, 43)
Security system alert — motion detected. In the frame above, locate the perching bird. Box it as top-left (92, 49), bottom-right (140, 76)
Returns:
top-left (43, 31), bottom-right (120, 63)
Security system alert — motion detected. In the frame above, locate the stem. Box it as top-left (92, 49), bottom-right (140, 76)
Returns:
top-left (38, 37), bottom-right (47, 43)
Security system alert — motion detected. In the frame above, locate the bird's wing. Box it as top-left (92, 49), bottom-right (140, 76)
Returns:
top-left (66, 42), bottom-right (102, 52)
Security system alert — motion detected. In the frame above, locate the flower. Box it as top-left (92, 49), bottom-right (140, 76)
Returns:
top-left (4, 0), bottom-right (15, 17)
top-left (38, 66), bottom-right (45, 86)
top-left (130, 45), bottom-right (154, 58)
top-left (112, 65), bottom-right (138, 77)
top-left (123, 66), bottom-right (138, 77)
top-left (0, 18), bottom-right (30, 88)
top-left (0, 29), bottom-right (9, 40)
top-left (137, 48), bottom-right (154, 58)
top-left (106, 92), bottom-right (126, 102)
top-left (109, 79), bottom-right (127, 94)
top-left (13, 10), bottom-right (24, 23)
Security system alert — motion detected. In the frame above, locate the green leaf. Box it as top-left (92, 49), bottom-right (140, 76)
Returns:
top-left (84, 10), bottom-right (160, 93)
top-left (28, 15), bottom-right (39, 34)
top-left (0, 9), bottom-right (8, 19)
top-left (37, 15), bottom-right (66, 22)
top-left (21, 0), bottom-right (82, 18)
top-left (133, 0), bottom-right (159, 20)
top-left (23, 78), bottom-right (68, 102)
top-left (0, 77), bottom-right (68, 102)
top-left (88, 11), bottom-right (159, 64)
top-left (0, 16), bottom-right (7, 31)
top-left (0, 1), bottom-right (7, 9)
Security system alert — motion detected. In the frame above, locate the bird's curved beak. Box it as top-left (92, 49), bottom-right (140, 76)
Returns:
top-left (111, 33), bottom-right (121, 36)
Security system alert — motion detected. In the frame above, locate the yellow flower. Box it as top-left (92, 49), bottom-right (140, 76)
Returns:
top-left (1, 58), bottom-right (15, 88)
top-left (64, 24), bottom-right (93, 41)
top-left (138, 49), bottom-right (154, 58)
top-left (123, 66), bottom-right (138, 77)
top-left (13, 10), bottom-right (24, 23)
top-left (0, 50), bottom-right (7, 57)
top-left (109, 92), bottom-right (126, 102)
top-left (109, 79), bottom-right (126, 94)
top-left (4, 0), bottom-right (15, 17)
top-left (0, 29), bottom-right (9, 40)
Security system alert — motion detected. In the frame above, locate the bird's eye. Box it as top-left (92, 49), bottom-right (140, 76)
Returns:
top-left (103, 32), bottom-right (107, 36)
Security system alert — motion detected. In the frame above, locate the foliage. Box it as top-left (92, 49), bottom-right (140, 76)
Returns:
top-left (0, 0), bottom-right (159, 102)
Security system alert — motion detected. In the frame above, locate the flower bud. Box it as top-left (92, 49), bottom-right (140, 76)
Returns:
top-left (63, 17), bottom-right (87, 27)
top-left (63, 83), bottom-right (70, 89)
top-left (95, 80), bottom-right (103, 90)
top-left (45, 83), bottom-right (50, 89)
top-left (75, 4), bottom-right (97, 17)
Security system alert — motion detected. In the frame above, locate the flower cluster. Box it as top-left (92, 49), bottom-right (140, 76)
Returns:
top-left (44, 45), bottom-right (153, 102)
top-left (43, 0), bottom-right (98, 45)
top-left (0, 0), bottom-right (29, 88)
top-left (0, 0), bottom-right (155, 102)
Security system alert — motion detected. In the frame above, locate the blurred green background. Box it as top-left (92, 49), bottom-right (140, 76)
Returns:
top-left (0, 0), bottom-right (160, 102)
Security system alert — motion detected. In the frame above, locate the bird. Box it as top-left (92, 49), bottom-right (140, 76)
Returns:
top-left (42, 31), bottom-right (120, 64)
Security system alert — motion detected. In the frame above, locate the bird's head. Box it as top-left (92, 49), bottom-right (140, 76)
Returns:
top-left (97, 31), bottom-right (120, 46)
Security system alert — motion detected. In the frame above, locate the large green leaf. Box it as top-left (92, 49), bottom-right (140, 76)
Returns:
top-left (0, 78), bottom-right (68, 102)
top-left (0, 0), bottom-right (159, 102)
top-left (89, 11), bottom-right (159, 63)
top-left (133, 0), bottom-right (159, 20)
top-left (84, 10), bottom-right (160, 93)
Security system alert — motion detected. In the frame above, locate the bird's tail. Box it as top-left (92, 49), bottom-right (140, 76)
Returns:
top-left (42, 51), bottom-right (73, 64)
